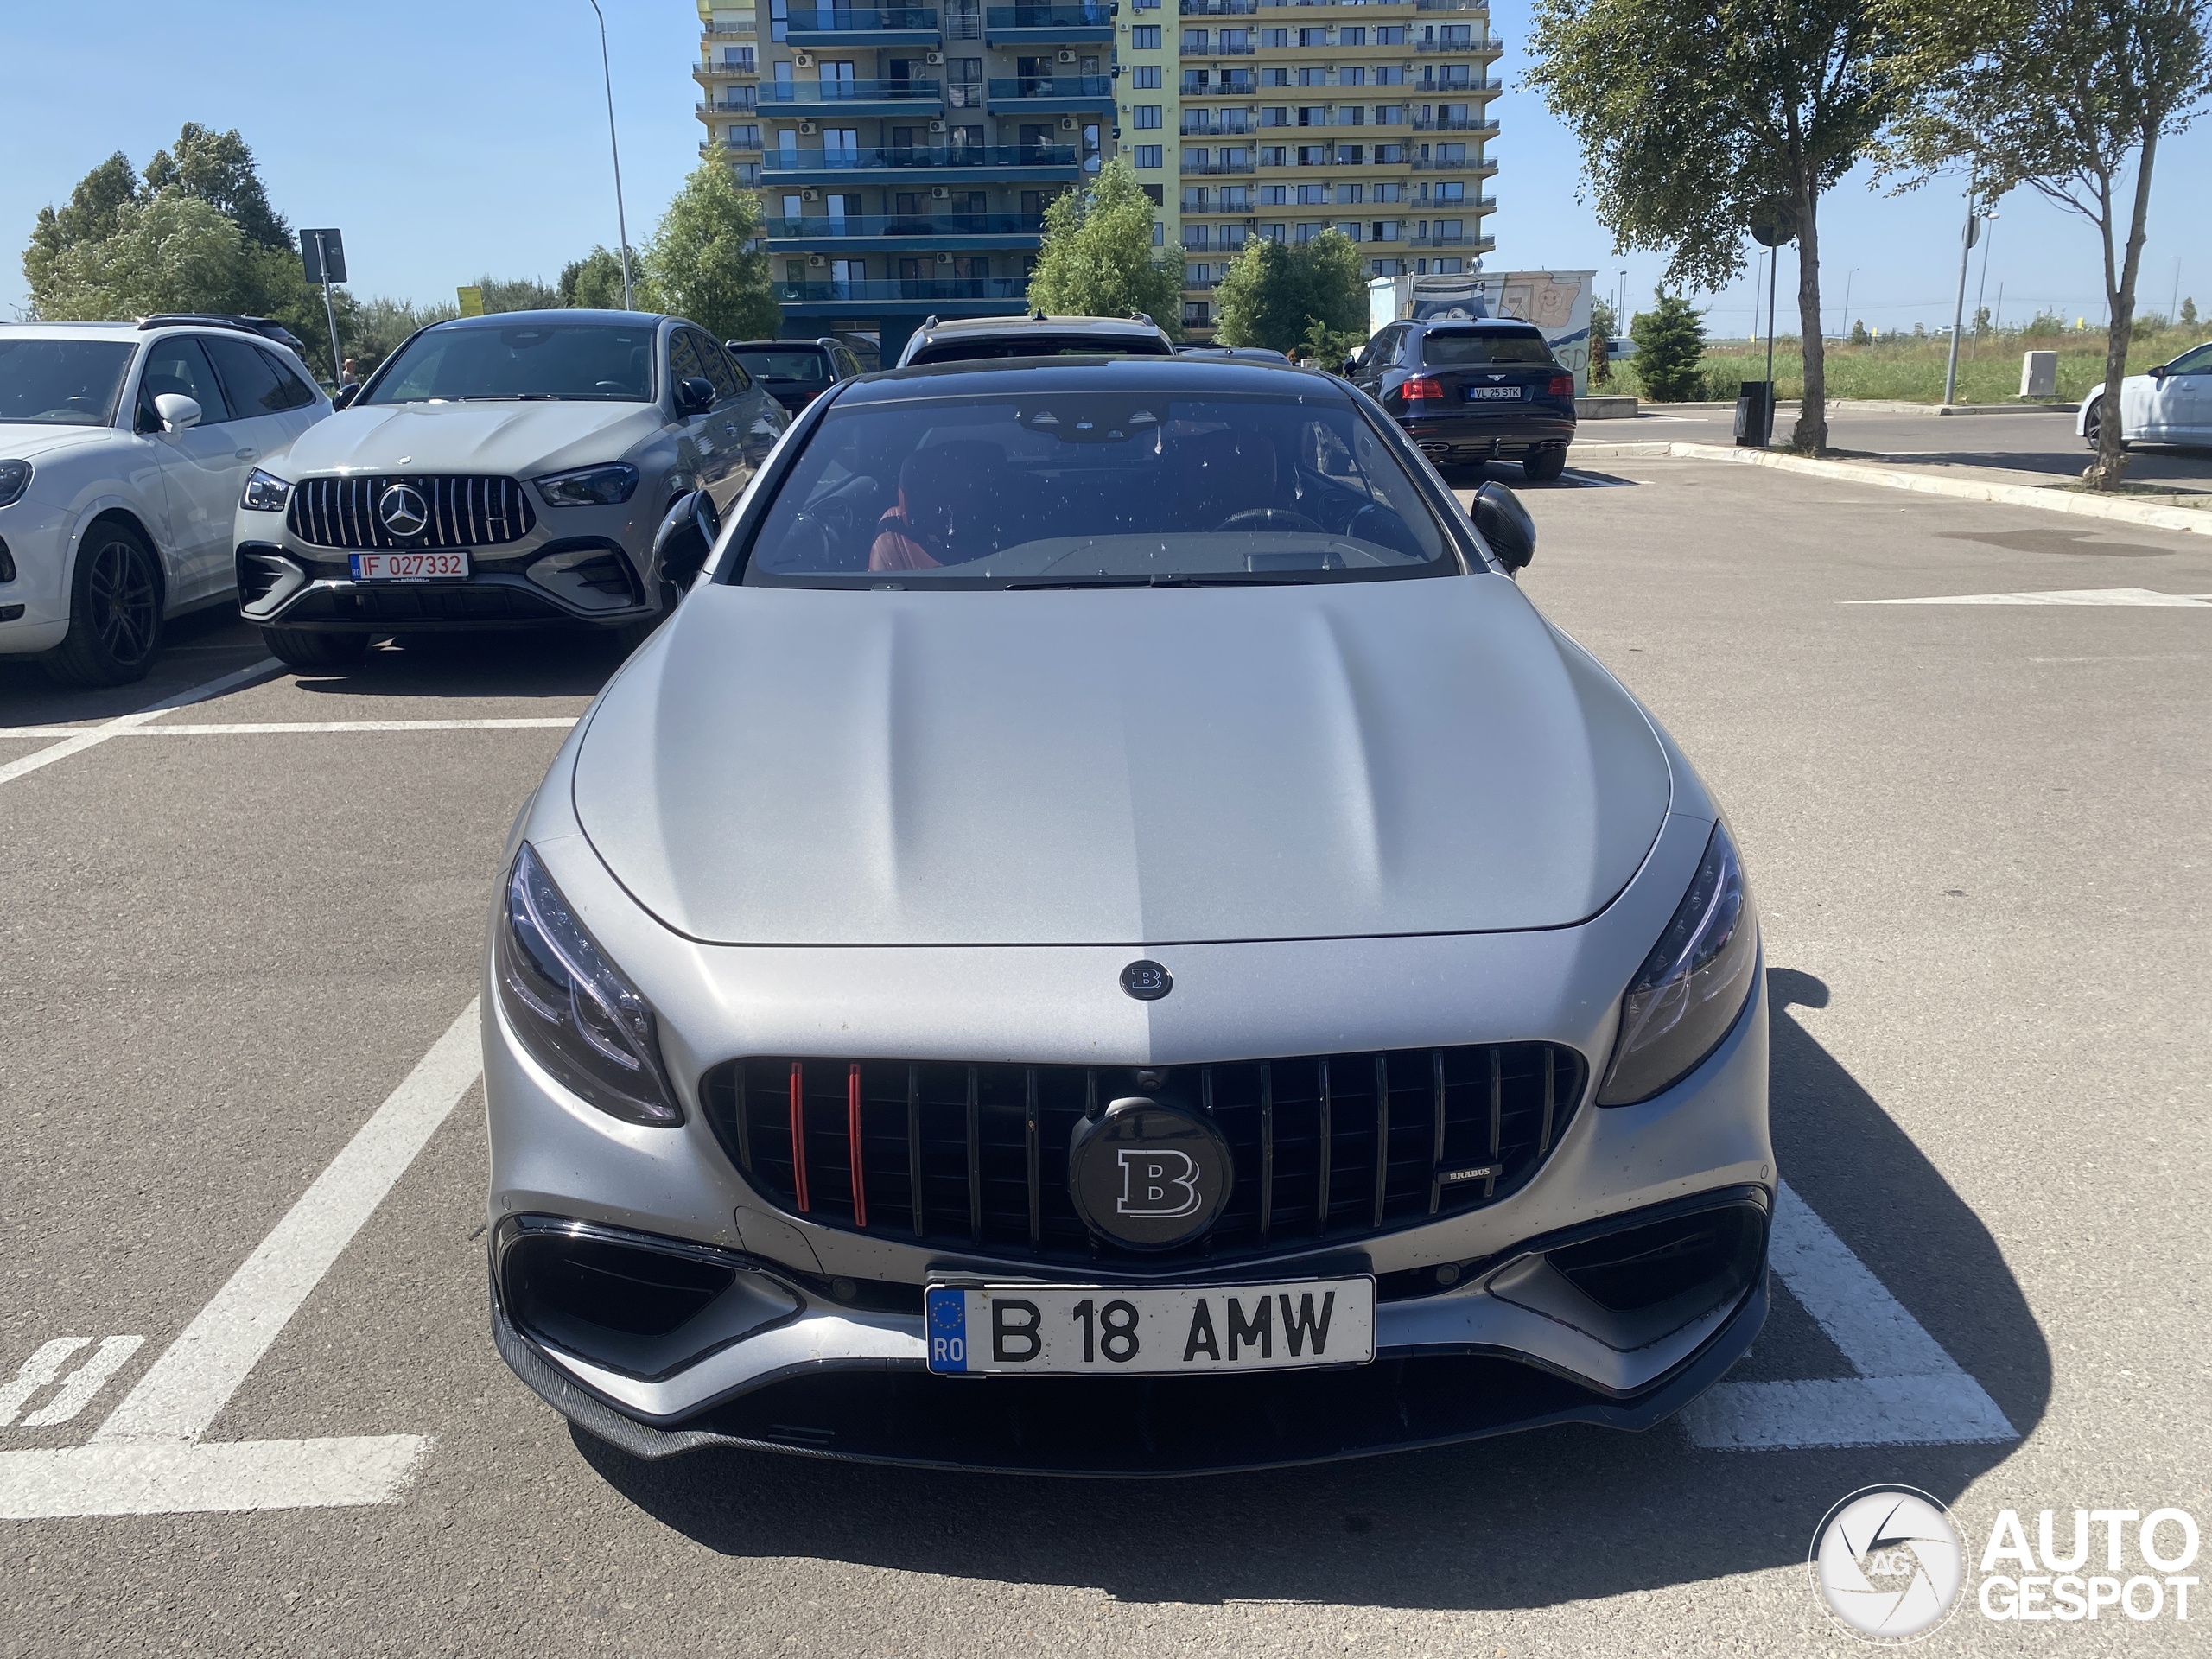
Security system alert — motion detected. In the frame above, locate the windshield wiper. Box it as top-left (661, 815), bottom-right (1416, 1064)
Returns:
top-left (1007, 574), bottom-right (1313, 590)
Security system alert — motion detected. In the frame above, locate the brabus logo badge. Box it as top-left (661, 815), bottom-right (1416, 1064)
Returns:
top-left (1119, 960), bottom-right (1172, 1001)
top-left (1116, 1147), bottom-right (1202, 1217)
top-left (378, 482), bottom-right (429, 537)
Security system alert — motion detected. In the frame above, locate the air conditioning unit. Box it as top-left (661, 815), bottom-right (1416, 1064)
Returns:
top-left (800, 187), bottom-right (821, 201)
top-left (928, 118), bottom-right (947, 132)
top-left (936, 251), bottom-right (954, 264)
top-left (1059, 114), bottom-right (1077, 130)
top-left (794, 50), bottom-right (815, 67)
top-left (931, 184), bottom-right (950, 199)
top-left (925, 49), bottom-right (944, 65)
top-left (798, 118), bottom-right (817, 134)
top-left (809, 252), bottom-right (827, 267)
top-left (1058, 48), bottom-right (1076, 63)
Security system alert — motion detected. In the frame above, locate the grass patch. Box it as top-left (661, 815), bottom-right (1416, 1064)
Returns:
top-left (1605, 325), bottom-right (2205, 406)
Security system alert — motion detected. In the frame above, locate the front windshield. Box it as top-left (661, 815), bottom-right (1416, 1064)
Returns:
top-left (0, 339), bottom-right (135, 426)
top-left (741, 386), bottom-right (1453, 587)
top-left (1422, 330), bottom-right (1555, 367)
top-left (364, 321), bottom-right (656, 404)
top-left (734, 349), bottom-right (830, 384)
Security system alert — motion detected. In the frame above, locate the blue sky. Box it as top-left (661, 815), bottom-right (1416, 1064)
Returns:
top-left (6, 0), bottom-right (2208, 339)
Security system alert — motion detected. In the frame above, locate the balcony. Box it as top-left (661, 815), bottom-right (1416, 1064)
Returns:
top-left (1181, 156), bottom-right (1259, 173)
top-left (698, 95), bottom-right (761, 114)
top-left (775, 276), bottom-right (1033, 311)
top-left (761, 78), bottom-right (947, 114)
top-left (764, 143), bottom-right (1083, 181)
top-left (1189, 39), bottom-right (1258, 53)
top-left (702, 27), bottom-right (756, 40)
top-left (985, 4), bottom-right (1114, 43)
top-left (787, 8), bottom-right (943, 46)
top-left (1180, 0), bottom-right (1257, 12)
top-left (695, 57), bottom-right (760, 78)
top-left (765, 212), bottom-right (1047, 250)
top-left (985, 74), bottom-right (1113, 111)
top-left (1415, 35), bottom-right (1504, 51)
top-left (1409, 113), bottom-right (1500, 130)
top-left (1181, 118), bottom-right (1257, 136)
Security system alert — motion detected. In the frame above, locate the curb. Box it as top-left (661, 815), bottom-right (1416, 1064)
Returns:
top-left (1634, 399), bottom-right (2072, 416)
top-left (1566, 442), bottom-right (2212, 538)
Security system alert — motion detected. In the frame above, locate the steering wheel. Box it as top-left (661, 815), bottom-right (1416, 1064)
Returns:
top-left (1213, 506), bottom-right (1325, 533)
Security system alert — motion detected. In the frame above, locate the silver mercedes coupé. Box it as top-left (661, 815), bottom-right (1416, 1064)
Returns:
top-left (483, 355), bottom-right (1772, 1474)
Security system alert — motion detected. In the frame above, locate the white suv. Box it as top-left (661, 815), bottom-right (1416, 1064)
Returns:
top-left (0, 317), bottom-right (330, 684)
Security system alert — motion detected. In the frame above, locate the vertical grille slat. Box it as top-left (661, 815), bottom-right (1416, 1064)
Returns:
top-left (287, 474), bottom-right (537, 550)
top-left (705, 1042), bottom-right (1586, 1269)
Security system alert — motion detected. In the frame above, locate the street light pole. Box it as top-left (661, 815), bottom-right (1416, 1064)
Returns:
top-left (1942, 193), bottom-right (1975, 407)
top-left (1840, 269), bottom-right (1858, 342)
top-left (587, 0), bottom-right (634, 309)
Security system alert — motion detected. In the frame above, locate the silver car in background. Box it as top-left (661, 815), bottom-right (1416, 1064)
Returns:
top-left (484, 357), bottom-right (1770, 1474)
top-left (234, 310), bottom-right (785, 669)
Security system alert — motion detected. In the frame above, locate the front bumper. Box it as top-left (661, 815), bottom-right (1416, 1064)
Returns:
top-left (0, 498), bottom-right (74, 655)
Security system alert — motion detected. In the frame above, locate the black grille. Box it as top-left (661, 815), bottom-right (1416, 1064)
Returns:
top-left (288, 474), bottom-right (536, 550)
top-left (702, 1044), bottom-right (1585, 1269)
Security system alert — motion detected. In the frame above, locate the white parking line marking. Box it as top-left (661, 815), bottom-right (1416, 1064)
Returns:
top-left (21, 1338), bottom-right (144, 1427)
top-left (0, 1341), bottom-right (92, 1426)
top-left (0, 717), bottom-right (580, 738)
top-left (1683, 1181), bottom-right (2017, 1450)
top-left (0, 657), bottom-right (283, 786)
top-left (1850, 588), bottom-right (2212, 607)
top-left (0, 1000), bottom-right (480, 1519)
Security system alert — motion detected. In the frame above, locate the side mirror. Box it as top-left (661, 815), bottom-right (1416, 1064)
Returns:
top-left (153, 392), bottom-right (202, 432)
top-left (676, 375), bottom-right (717, 416)
top-left (1472, 480), bottom-right (1536, 574)
top-left (652, 489), bottom-right (716, 595)
top-left (2148, 364), bottom-right (2168, 380)
top-left (1341, 356), bottom-right (1359, 378)
top-left (332, 384), bottom-right (362, 410)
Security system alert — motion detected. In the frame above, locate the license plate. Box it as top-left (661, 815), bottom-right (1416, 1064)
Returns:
top-left (1467, 385), bottom-right (1523, 401)
top-left (348, 550), bottom-right (469, 582)
top-left (924, 1275), bottom-right (1374, 1376)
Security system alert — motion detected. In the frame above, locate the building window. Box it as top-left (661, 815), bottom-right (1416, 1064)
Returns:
top-left (1376, 105), bottom-right (1403, 124)
top-left (1259, 144), bottom-right (1287, 166)
top-left (1371, 257), bottom-right (1406, 276)
top-left (1132, 105), bottom-right (1163, 129)
top-left (1221, 223), bottom-right (1247, 248)
top-left (1376, 25), bottom-right (1406, 44)
top-left (1183, 186), bottom-right (1210, 209)
top-left (1261, 107), bottom-right (1287, 126)
top-left (1375, 143), bottom-right (1403, 162)
top-left (1335, 183), bottom-right (1363, 204)
top-left (1131, 23), bottom-right (1160, 47)
top-left (1295, 183), bottom-right (1327, 204)
top-left (1133, 143), bottom-right (1163, 168)
top-left (1261, 67), bottom-right (1288, 86)
top-left (1183, 301), bottom-right (1211, 325)
top-left (1372, 181), bottom-right (1401, 203)
top-left (1341, 67), bottom-right (1366, 87)
top-left (1182, 29), bottom-right (1208, 50)
top-left (1153, 219), bottom-right (1165, 245)
top-left (1297, 67), bottom-right (1326, 87)
top-left (770, 0), bottom-right (788, 40)
top-left (1377, 66), bottom-right (1406, 86)
top-left (1434, 180), bottom-right (1465, 200)
top-left (1261, 28), bottom-right (1287, 47)
top-left (1132, 65), bottom-right (1160, 88)
top-left (1258, 184), bottom-right (1287, 205)
top-left (1142, 183), bottom-right (1164, 205)
top-left (1261, 223), bottom-right (1286, 242)
top-left (1339, 27), bottom-right (1365, 46)
top-left (1184, 225), bottom-right (1209, 248)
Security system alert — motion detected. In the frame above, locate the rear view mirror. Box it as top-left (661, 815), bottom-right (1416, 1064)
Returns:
top-left (1472, 481), bottom-right (1536, 573)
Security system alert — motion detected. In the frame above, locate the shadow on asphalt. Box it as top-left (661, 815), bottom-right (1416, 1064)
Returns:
top-left (577, 966), bottom-right (2048, 1609)
top-left (279, 630), bottom-right (628, 702)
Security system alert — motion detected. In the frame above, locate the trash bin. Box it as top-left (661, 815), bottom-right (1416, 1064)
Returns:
top-left (1734, 380), bottom-right (1774, 447)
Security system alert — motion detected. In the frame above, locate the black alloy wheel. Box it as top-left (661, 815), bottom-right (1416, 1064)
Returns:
top-left (1522, 449), bottom-right (1568, 482)
top-left (44, 522), bottom-right (164, 687)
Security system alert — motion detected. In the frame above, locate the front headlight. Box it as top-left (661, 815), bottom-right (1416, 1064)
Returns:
top-left (241, 468), bottom-right (291, 512)
top-left (0, 461), bottom-right (31, 509)
top-left (1596, 822), bottom-right (1759, 1106)
top-left (495, 842), bottom-right (682, 1127)
top-left (534, 462), bottom-right (639, 507)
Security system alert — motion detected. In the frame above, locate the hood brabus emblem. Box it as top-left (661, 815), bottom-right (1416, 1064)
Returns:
top-left (1119, 960), bottom-right (1172, 1001)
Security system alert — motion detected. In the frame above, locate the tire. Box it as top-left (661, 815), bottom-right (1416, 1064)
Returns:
top-left (1522, 449), bottom-right (1568, 482)
top-left (260, 626), bottom-right (371, 670)
top-left (2082, 405), bottom-right (2133, 453)
top-left (43, 520), bottom-right (164, 688)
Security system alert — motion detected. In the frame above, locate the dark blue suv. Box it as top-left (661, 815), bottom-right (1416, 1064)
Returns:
top-left (1349, 319), bottom-right (1576, 481)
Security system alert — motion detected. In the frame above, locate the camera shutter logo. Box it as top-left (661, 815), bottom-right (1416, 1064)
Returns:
top-left (1809, 1485), bottom-right (1966, 1643)
top-left (378, 482), bottom-right (429, 538)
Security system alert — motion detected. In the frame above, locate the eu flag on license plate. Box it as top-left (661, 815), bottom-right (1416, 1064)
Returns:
top-left (925, 1287), bottom-right (969, 1372)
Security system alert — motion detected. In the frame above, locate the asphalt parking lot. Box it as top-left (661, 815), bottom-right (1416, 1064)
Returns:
top-left (1, 458), bottom-right (2206, 1656)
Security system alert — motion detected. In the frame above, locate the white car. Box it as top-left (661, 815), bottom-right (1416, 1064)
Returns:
top-left (2077, 340), bottom-right (2212, 449)
top-left (235, 309), bottom-right (785, 670)
top-left (0, 317), bottom-right (329, 684)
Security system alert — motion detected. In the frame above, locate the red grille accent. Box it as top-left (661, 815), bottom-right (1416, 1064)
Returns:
top-left (789, 1061), bottom-right (810, 1212)
top-left (847, 1062), bottom-right (868, 1228)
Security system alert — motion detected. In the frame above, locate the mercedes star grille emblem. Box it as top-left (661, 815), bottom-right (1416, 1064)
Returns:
top-left (378, 482), bottom-right (429, 538)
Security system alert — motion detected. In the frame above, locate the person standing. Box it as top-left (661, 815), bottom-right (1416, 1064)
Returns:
top-left (339, 357), bottom-right (360, 390)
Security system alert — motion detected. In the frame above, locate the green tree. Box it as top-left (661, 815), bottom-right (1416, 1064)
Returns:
top-left (1850, 317), bottom-right (1870, 344)
top-left (141, 124), bottom-right (291, 250)
top-left (1630, 289), bottom-right (1707, 401)
top-left (1214, 230), bottom-right (1365, 355)
top-left (347, 295), bottom-right (461, 375)
top-left (1025, 157), bottom-right (1184, 335)
top-left (1590, 296), bottom-right (1618, 385)
top-left (1885, 0), bottom-right (2212, 489)
top-left (639, 145), bottom-right (779, 340)
top-left (559, 246), bottom-right (633, 309)
top-left (2184, 296), bottom-right (2201, 327)
top-left (1527, 0), bottom-right (1923, 453)
top-left (473, 275), bottom-right (563, 313)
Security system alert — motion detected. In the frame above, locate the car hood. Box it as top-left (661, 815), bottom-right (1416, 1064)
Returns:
top-left (574, 577), bottom-right (1675, 947)
top-left (0, 423), bottom-right (120, 464)
top-left (270, 400), bottom-right (664, 479)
